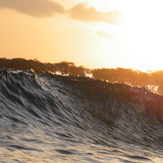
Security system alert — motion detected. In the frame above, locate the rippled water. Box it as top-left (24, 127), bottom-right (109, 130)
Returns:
top-left (0, 70), bottom-right (163, 162)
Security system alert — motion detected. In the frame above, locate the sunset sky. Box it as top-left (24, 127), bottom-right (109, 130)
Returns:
top-left (0, 0), bottom-right (163, 71)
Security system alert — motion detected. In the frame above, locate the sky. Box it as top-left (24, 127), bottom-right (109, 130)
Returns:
top-left (0, 0), bottom-right (163, 71)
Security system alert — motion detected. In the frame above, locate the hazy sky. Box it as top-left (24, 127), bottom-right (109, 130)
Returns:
top-left (1, 0), bottom-right (163, 71)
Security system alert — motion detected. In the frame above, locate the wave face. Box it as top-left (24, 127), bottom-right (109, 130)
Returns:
top-left (0, 69), bottom-right (163, 163)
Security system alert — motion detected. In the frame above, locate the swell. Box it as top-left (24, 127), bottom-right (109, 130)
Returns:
top-left (0, 69), bottom-right (163, 151)
top-left (47, 74), bottom-right (163, 148)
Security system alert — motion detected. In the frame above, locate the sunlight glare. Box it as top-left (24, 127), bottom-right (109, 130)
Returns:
top-left (120, 0), bottom-right (163, 71)
top-left (89, 0), bottom-right (163, 71)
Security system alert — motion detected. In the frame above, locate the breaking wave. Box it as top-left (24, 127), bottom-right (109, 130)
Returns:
top-left (0, 69), bottom-right (163, 162)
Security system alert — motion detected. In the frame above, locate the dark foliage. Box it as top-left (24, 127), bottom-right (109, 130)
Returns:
top-left (0, 58), bottom-right (163, 94)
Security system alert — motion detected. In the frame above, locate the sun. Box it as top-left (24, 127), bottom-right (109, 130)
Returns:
top-left (120, 0), bottom-right (163, 71)
top-left (88, 0), bottom-right (163, 71)
top-left (94, 0), bottom-right (163, 71)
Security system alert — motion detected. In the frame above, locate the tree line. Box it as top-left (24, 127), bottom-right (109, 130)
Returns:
top-left (1, 58), bottom-right (163, 94)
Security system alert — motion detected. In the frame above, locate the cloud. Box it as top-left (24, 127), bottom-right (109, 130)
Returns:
top-left (96, 31), bottom-right (113, 40)
top-left (68, 3), bottom-right (120, 24)
top-left (0, 1), bottom-right (120, 24)
top-left (0, 0), bottom-right (65, 17)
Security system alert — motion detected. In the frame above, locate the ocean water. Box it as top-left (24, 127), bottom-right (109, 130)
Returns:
top-left (0, 69), bottom-right (163, 163)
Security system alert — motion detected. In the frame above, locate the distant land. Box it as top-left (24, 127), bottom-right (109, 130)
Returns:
top-left (0, 58), bottom-right (163, 94)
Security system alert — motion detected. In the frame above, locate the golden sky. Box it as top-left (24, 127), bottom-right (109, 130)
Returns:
top-left (0, 0), bottom-right (163, 71)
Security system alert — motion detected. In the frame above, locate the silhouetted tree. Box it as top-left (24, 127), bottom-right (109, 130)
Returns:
top-left (1, 58), bottom-right (163, 94)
